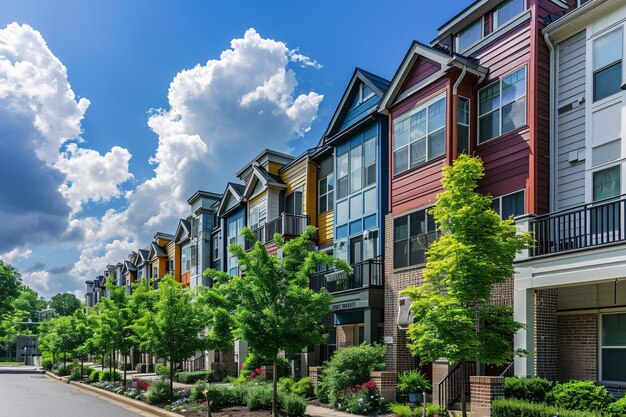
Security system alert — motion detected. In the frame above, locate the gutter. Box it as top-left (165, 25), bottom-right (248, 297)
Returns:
top-left (544, 31), bottom-right (557, 213)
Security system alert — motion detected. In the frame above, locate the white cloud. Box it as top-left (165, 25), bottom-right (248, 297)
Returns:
top-left (0, 248), bottom-right (32, 264)
top-left (70, 28), bottom-right (323, 282)
top-left (22, 270), bottom-right (51, 293)
top-left (289, 49), bottom-right (323, 69)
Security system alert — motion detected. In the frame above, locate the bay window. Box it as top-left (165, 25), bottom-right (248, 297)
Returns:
top-left (593, 28), bottom-right (623, 102)
top-left (393, 94), bottom-right (446, 175)
top-left (479, 66), bottom-right (527, 143)
top-left (393, 208), bottom-right (437, 269)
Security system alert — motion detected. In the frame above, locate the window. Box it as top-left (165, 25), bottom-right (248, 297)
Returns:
top-left (393, 209), bottom-right (437, 269)
top-left (457, 18), bottom-right (482, 51)
top-left (479, 67), bottom-right (527, 143)
top-left (492, 190), bottom-right (525, 219)
top-left (457, 97), bottom-right (470, 154)
top-left (337, 200), bottom-right (349, 224)
top-left (249, 199), bottom-right (267, 228)
top-left (212, 235), bottom-right (219, 261)
top-left (181, 244), bottom-right (191, 273)
top-left (337, 153), bottom-right (349, 199)
top-left (168, 259), bottom-right (174, 272)
top-left (593, 28), bottom-right (623, 102)
top-left (364, 138), bottom-right (376, 186)
top-left (393, 94), bottom-right (446, 175)
top-left (191, 218), bottom-right (198, 239)
top-left (364, 188), bottom-right (377, 213)
top-left (152, 266), bottom-right (158, 278)
top-left (601, 313), bottom-right (626, 382)
top-left (349, 195), bottom-right (362, 220)
top-left (350, 145), bottom-right (363, 193)
top-left (593, 166), bottom-right (621, 201)
top-left (360, 83), bottom-right (375, 103)
top-left (318, 173), bottom-right (334, 213)
top-left (285, 191), bottom-right (303, 215)
top-left (227, 212), bottom-right (245, 275)
top-left (494, 0), bottom-right (525, 30)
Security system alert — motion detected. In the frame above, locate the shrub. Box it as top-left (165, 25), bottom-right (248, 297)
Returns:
top-left (190, 383), bottom-right (246, 408)
top-left (69, 368), bottom-right (82, 381)
top-left (318, 343), bottom-right (386, 406)
top-left (492, 398), bottom-right (601, 417)
top-left (546, 380), bottom-right (614, 412)
top-left (88, 369), bottom-right (101, 383)
top-left (155, 364), bottom-right (169, 379)
top-left (99, 370), bottom-right (122, 382)
top-left (42, 358), bottom-right (54, 371)
top-left (425, 403), bottom-right (447, 417)
top-left (146, 379), bottom-right (171, 404)
top-left (246, 385), bottom-right (274, 411)
top-left (335, 381), bottom-right (386, 415)
top-left (397, 369), bottom-right (431, 394)
top-left (390, 403), bottom-right (411, 417)
top-left (54, 365), bottom-right (72, 376)
top-left (135, 363), bottom-right (154, 373)
top-left (241, 351), bottom-right (291, 379)
top-left (607, 396), bottom-right (626, 417)
top-left (504, 377), bottom-right (553, 403)
top-left (174, 370), bottom-right (214, 384)
top-left (315, 378), bottom-right (330, 403)
top-left (280, 393), bottom-right (307, 417)
top-left (279, 377), bottom-right (296, 393)
top-left (292, 377), bottom-right (314, 399)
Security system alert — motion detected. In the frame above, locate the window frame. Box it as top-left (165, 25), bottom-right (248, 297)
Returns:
top-left (457, 96), bottom-right (471, 154)
top-left (285, 189), bottom-right (303, 215)
top-left (181, 244), bottom-right (191, 274)
top-left (456, 17), bottom-right (484, 52)
top-left (478, 65), bottom-right (528, 144)
top-left (318, 173), bottom-right (335, 214)
top-left (392, 91), bottom-right (447, 176)
top-left (592, 27), bottom-right (623, 103)
top-left (491, 189), bottom-right (526, 219)
top-left (599, 312), bottom-right (626, 383)
top-left (393, 207), bottom-right (437, 270)
top-left (592, 164), bottom-right (622, 202)
top-left (359, 82), bottom-right (375, 104)
top-left (212, 235), bottom-right (220, 262)
top-left (493, 0), bottom-right (527, 31)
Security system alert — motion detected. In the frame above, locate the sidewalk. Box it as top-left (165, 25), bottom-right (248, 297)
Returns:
top-left (306, 404), bottom-right (356, 417)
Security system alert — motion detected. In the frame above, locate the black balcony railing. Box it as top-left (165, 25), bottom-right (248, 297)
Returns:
top-left (310, 256), bottom-right (383, 293)
top-left (532, 195), bottom-right (626, 257)
top-left (246, 212), bottom-right (309, 250)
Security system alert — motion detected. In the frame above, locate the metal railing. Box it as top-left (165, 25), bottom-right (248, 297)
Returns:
top-left (183, 354), bottom-right (205, 371)
top-left (310, 256), bottom-right (383, 293)
top-left (499, 362), bottom-right (514, 378)
top-left (246, 212), bottom-right (309, 250)
top-left (532, 195), bottom-right (626, 256)
top-left (438, 361), bottom-right (476, 409)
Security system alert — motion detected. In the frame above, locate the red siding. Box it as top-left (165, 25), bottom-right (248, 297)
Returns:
top-left (399, 57), bottom-right (441, 94)
top-left (390, 77), bottom-right (450, 214)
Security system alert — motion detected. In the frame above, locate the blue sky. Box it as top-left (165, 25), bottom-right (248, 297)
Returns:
top-left (0, 0), bottom-right (469, 298)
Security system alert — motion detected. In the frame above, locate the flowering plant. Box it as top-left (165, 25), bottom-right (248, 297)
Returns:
top-left (336, 381), bottom-right (386, 415)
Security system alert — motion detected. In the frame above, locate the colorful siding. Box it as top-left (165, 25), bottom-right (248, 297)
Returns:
top-left (305, 161), bottom-right (317, 225)
top-left (267, 161), bottom-right (282, 176)
top-left (317, 210), bottom-right (333, 246)
top-left (400, 57), bottom-right (441, 93)
top-left (340, 87), bottom-right (378, 131)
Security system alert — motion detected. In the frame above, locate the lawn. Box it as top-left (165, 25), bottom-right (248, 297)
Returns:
top-left (0, 362), bottom-right (24, 366)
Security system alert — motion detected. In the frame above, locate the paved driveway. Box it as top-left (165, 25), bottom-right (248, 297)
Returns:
top-left (0, 366), bottom-right (147, 417)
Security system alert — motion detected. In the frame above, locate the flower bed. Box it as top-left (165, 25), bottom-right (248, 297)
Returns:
top-left (335, 381), bottom-right (387, 415)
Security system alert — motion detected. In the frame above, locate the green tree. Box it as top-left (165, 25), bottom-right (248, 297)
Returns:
top-left (14, 287), bottom-right (48, 324)
top-left (200, 225), bottom-right (345, 417)
top-left (133, 275), bottom-right (206, 397)
top-left (0, 261), bottom-right (22, 319)
top-left (402, 155), bottom-right (533, 417)
top-left (73, 308), bottom-right (93, 379)
top-left (49, 292), bottom-right (82, 316)
top-left (39, 314), bottom-right (81, 367)
top-left (89, 278), bottom-right (120, 378)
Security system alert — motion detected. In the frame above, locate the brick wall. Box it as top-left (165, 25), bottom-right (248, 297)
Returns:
top-left (309, 367), bottom-right (322, 387)
top-left (383, 213), bottom-right (425, 372)
top-left (535, 288), bottom-right (559, 380)
top-left (337, 325), bottom-right (354, 348)
top-left (470, 376), bottom-right (504, 417)
top-left (558, 313), bottom-right (598, 382)
top-left (371, 371), bottom-right (397, 402)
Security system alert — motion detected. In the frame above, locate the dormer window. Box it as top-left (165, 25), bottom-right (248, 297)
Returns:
top-left (359, 83), bottom-right (375, 104)
top-left (457, 18), bottom-right (483, 51)
top-left (494, 0), bottom-right (525, 30)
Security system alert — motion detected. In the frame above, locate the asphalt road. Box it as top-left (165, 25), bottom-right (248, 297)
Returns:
top-left (0, 366), bottom-right (146, 417)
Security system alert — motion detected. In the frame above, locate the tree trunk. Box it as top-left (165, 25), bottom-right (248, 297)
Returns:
top-left (101, 353), bottom-right (104, 370)
top-left (110, 352), bottom-right (114, 382)
top-left (81, 354), bottom-right (84, 380)
top-left (63, 352), bottom-right (67, 368)
top-left (272, 355), bottom-right (278, 417)
top-left (123, 354), bottom-right (128, 387)
top-left (460, 360), bottom-right (467, 417)
top-left (169, 359), bottom-right (174, 398)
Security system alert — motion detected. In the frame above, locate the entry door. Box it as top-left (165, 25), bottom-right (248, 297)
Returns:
top-left (350, 236), bottom-right (363, 265)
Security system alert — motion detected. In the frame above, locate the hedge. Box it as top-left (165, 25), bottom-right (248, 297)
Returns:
top-left (492, 399), bottom-right (601, 417)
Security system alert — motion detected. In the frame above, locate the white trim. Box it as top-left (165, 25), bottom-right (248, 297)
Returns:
top-left (456, 16), bottom-right (485, 53)
top-left (493, 0), bottom-right (527, 31)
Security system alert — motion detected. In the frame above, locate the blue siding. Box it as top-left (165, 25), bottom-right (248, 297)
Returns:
top-left (339, 86), bottom-right (379, 131)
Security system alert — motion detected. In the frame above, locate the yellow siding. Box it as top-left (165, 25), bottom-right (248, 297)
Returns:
top-left (282, 158), bottom-right (307, 195)
top-left (249, 189), bottom-right (268, 205)
top-left (305, 161), bottom-right (317, 226)
top-left (267, 161), bottom-right (282, 176)
top-left (317, 210), bottom-right (334, 245)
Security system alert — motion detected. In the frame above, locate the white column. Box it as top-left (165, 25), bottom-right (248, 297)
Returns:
top-left (514, 287), bottom-right (535, 377)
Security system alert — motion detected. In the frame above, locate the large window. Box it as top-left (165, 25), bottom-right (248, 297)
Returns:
top-left (285, 190), bottom-right (303, 215)
top-left (337, 137), bottom-right (376, 197)
top-left (593, 166), bottom-right (621, 201)
top-left (601, 313), bottom-right (626, 382)
top-left (212, 235), bottom-right (219, 262)
top-left (494, 0), bottom-right (525, 30)
top-left (479, 66), bottom-right (527, 143)
top-left (337, 153), bottom-right (349, 199)
top-left (457, 97), bottom-right (470, 154)
top-left (492, 190), bottom-right (525, 219)
top-left (593, 28), bottom-right (623, 102)
top-left (393, 94), bottom-right (446, 175)
top-left (227, 212), bottom-right (245, 275)
top-left (457, 19), bottom-right (482, 51)
top-left (393, 209), bottom-right (437, 269)
top-left (318, 173), bottom-right (334, 213)
top-left (181, 244), bottom-right (191, 273)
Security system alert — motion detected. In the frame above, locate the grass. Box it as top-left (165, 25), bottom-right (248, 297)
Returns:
top-left (0, 361), bottom-right (24, 366)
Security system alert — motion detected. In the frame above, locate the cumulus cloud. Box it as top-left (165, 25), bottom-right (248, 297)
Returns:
top-left (289, 49), bottom-right (323, 69)
top-left (0, 23), bottom-right (133, 254)
top-left (21, 270), bottom-right (51, 293)
top-left (0, 248), bottom-right (32, 264)
top-left (70, 28), bottom-right (323, 281)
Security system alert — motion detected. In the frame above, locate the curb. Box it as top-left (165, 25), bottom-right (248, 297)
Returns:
top-left (44, 371), bottom-right (181, 417)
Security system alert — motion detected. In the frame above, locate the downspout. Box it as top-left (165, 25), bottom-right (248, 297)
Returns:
top-left (544, 31), bottom-right (556, 213)
top-left (451, 65), bottom-right (468, 159)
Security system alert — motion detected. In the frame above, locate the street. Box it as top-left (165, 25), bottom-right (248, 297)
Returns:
top-left (0, 366), bottom-right (145, 417)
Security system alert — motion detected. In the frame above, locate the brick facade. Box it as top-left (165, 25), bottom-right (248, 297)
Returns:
top-left (371, 371), bottom-right (398, 402)
top-left (558, 313), bottom-right (598, 382)
top-left (383, 213), bottom-right (424, 372)
top-left (470, 376), bottom-right (504, 417)
top-left (534, 288), bottom-right (559, 380)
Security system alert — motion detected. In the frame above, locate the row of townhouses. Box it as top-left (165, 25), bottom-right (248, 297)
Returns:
top-left (85, 0), bottom-right (626, 405)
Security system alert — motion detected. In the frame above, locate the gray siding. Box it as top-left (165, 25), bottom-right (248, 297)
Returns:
top-left (556, 30), bottom-right (587, 210)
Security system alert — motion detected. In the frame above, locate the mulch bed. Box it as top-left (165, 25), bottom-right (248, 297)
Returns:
top-left (173, 405), bottom-right (272, 417)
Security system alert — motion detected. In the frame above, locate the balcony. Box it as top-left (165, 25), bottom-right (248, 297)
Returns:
top-left (310, 256), bottom-right (383, 294)
top-left (531, 195), bottom-right (626, 257)
top-left (246, 212), bottom-right (309, 250)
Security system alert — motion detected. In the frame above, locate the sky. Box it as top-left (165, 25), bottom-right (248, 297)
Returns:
top-left (0, 0), bottom-right (469, 299)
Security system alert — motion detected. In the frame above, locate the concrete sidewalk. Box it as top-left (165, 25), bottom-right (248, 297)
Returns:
top-left (306, 404), bottom-right (356, 417)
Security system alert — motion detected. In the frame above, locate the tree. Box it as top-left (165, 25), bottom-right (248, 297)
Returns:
top-left (39, 315), bottom-right (80, 367)
top-left (73, 308), bottom-right (93, 379)
top-left (402, 155), bottom-right (533, 417)
top-left (133, 275), bottom-right (206, 397)
top-left (49, 292), bottom-right (82, 316)
top-left (0, 261), bottom-right (22, 319)
top-left (200, 225), bottom-right (345, 417)
top-left (89, 278), bottom-right (120, 378)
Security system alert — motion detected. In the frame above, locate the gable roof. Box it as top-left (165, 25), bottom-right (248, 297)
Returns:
top-left (174, 219), bottom-right (191, 243)
top-left (137, 249), bottom-right (149, 264)
top-left (379, 41), bottom-right (487, 113)
top-left (148, 241), bottom-right (167, 261)
top-left (323, 68), bottom-right (390, 140)
top-left (217, 182), bottom-right (246, 217)
top-left (243, 165), bottom-right (286, 199)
